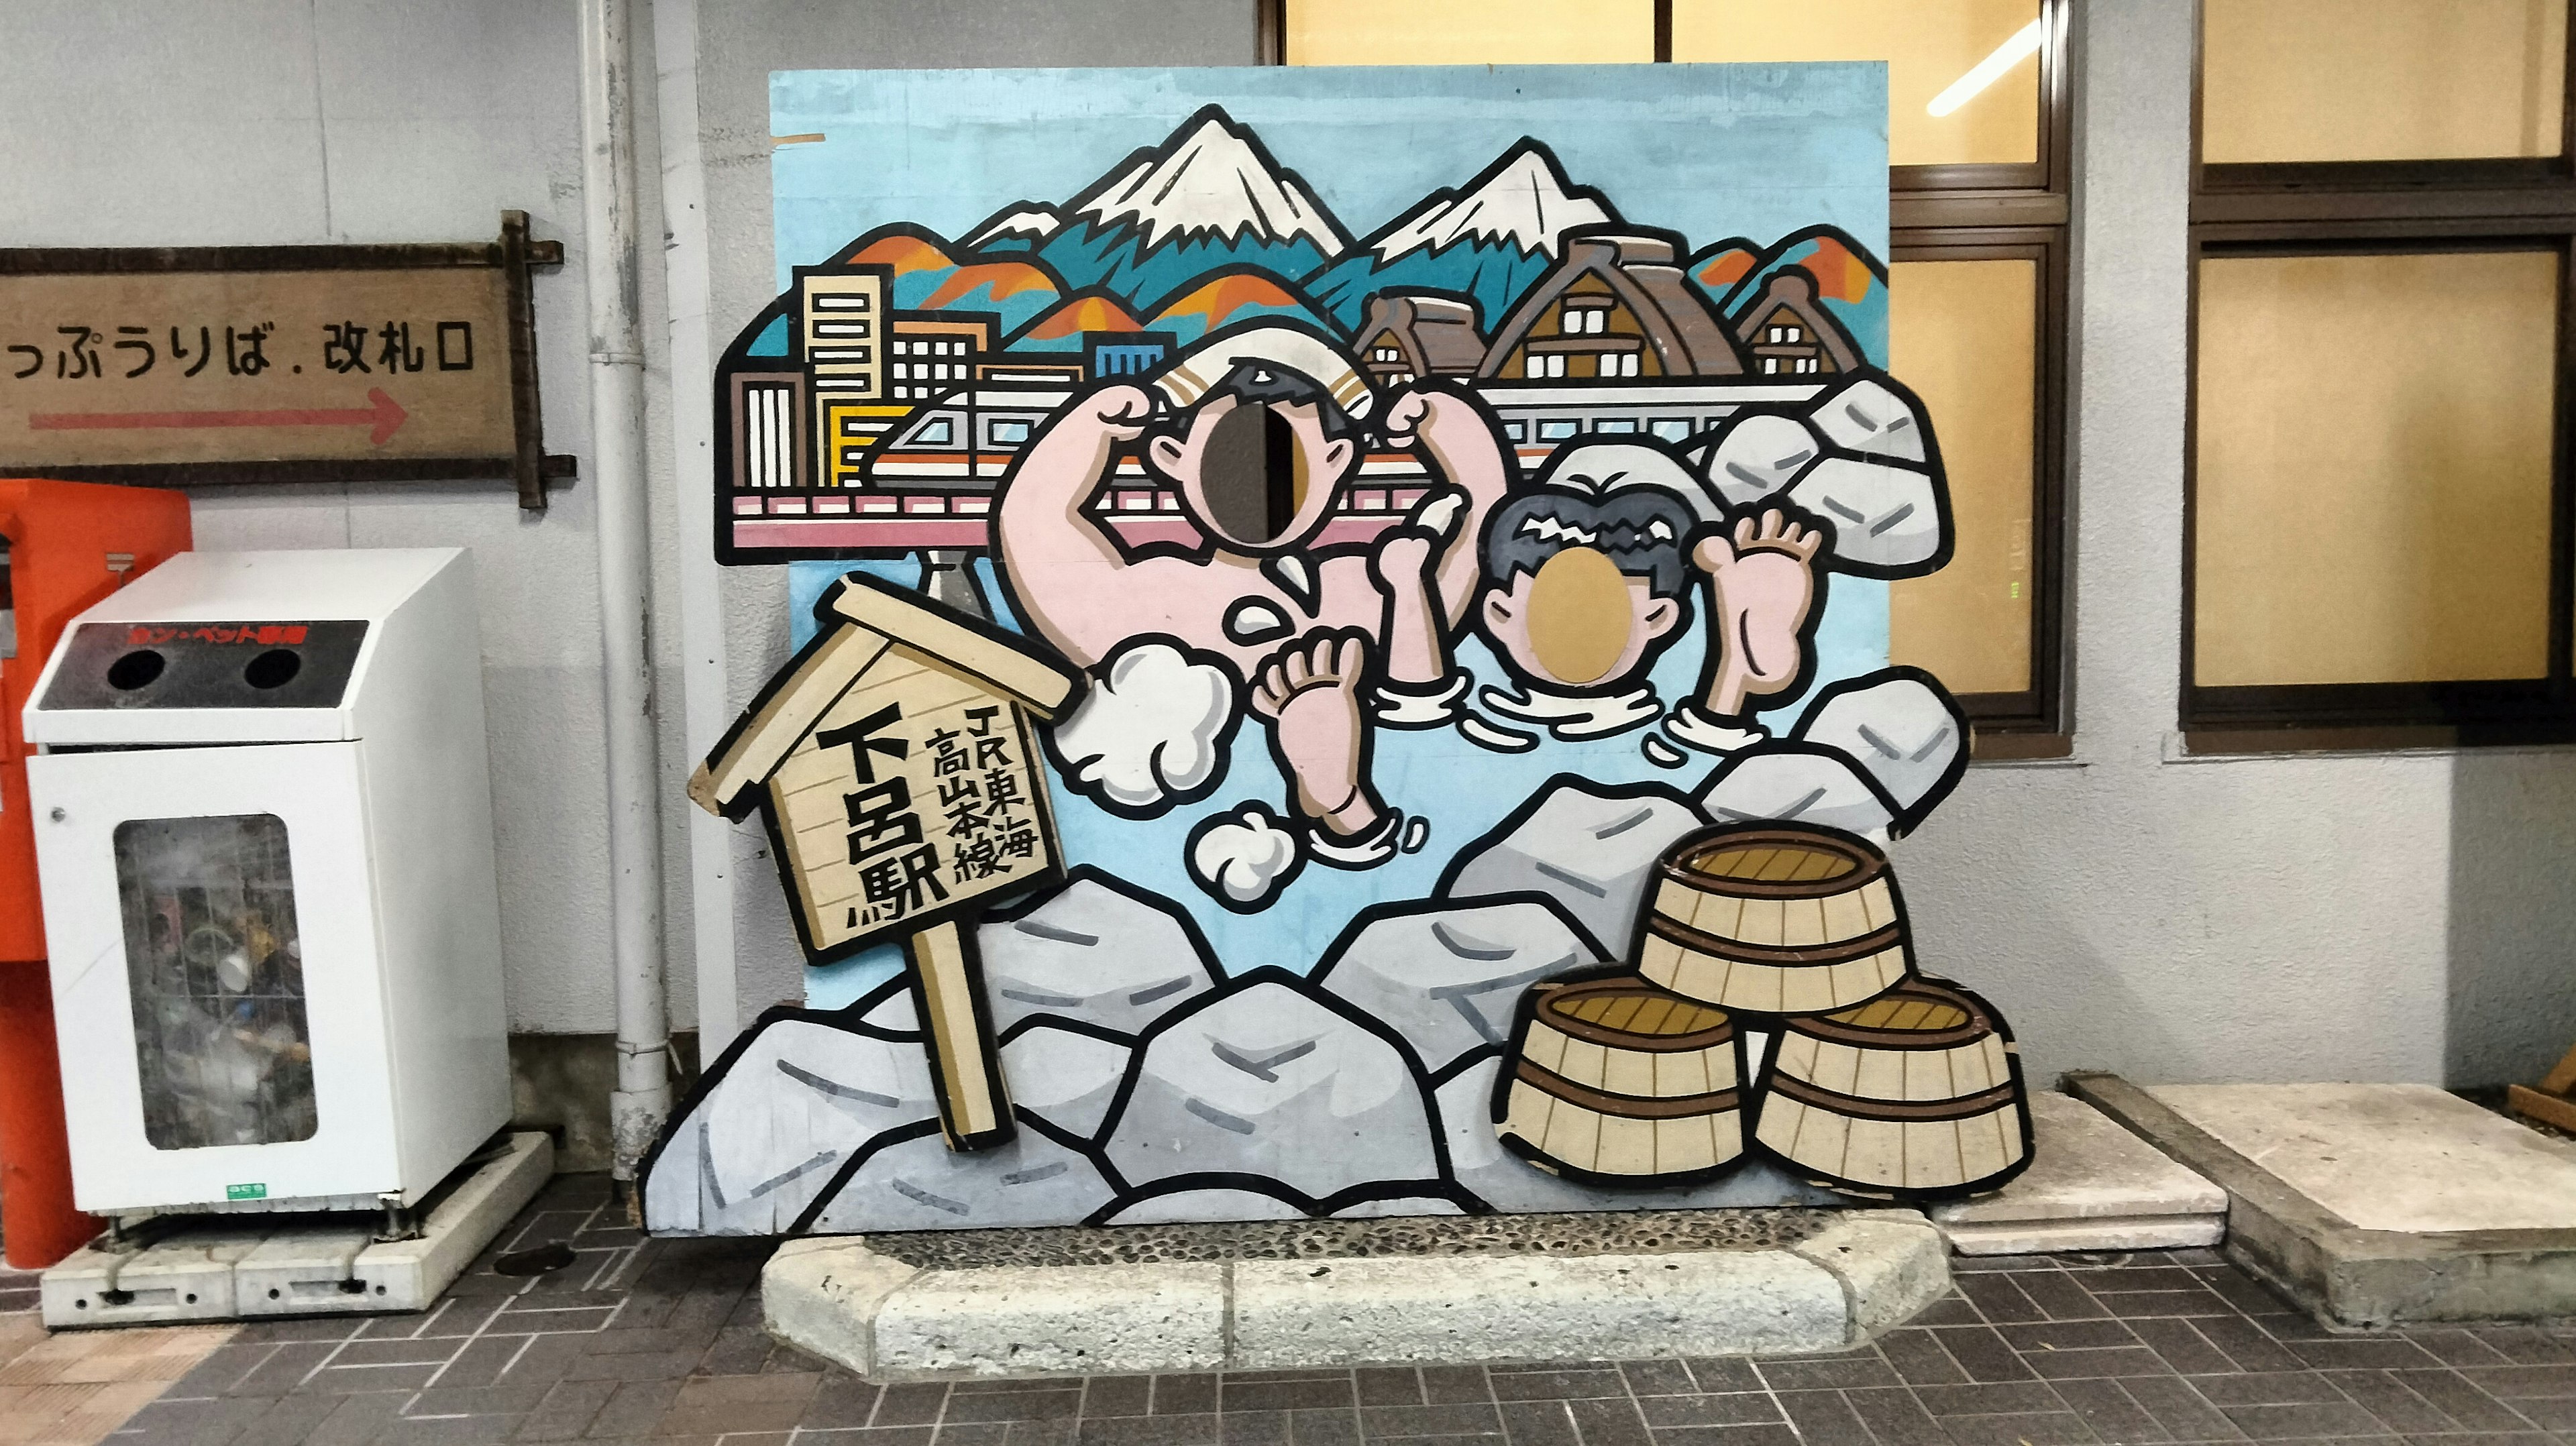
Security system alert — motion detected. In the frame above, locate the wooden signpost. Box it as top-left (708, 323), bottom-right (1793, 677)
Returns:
top-left (688, 575), bottom-right (1080, 1150)
top-left (0, 212), bottom-right (569, 509)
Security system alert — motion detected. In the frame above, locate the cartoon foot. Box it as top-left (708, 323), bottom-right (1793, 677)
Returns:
top-left (1248, 630), bottom-right (1389, 854)
top-left (1694, 508), bottom-right (1825, 721)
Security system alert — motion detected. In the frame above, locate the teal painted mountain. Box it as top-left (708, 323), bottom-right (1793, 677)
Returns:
top-left (1303, 143), bottom-right (1618, 337)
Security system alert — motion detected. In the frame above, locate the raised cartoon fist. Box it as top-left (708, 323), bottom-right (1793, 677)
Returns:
top-left (1377, 386), bottom-right (1444, 448)
top-left (1086, 384), bottom-right (1157, 439)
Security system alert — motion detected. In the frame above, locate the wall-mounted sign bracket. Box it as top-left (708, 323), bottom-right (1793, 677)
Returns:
top-left (0, 212), bottom-right (574, 510)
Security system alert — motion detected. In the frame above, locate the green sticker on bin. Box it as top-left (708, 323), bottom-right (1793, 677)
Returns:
top-left (225, 1182), bottom-right (267, 1201)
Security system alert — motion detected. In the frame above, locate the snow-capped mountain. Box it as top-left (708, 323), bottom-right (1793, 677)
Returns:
top-left (1034, 108), bottom-right (1350, 314)
top-left (967, 205), bottom-right (1065, 252)
top-left (1307, 142), bottom-right (1622, 333)
top-left (1368, 143), bottom-right (1611, 262)
top-left (1073, 113), bottom-right (1346, 253)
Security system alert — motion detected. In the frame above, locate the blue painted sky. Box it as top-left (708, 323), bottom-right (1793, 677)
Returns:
top-left (771, 63), bottom-right (1888, 284)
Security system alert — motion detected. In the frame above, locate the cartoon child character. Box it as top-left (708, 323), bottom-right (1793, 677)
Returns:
top-left (1470, 443), bottom-right (1702, 741)
top-left (996, 325), bottom-right (1511, 865)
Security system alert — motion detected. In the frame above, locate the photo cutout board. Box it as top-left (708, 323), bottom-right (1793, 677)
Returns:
top-left (643, 63), bottom-right (2031, 1237)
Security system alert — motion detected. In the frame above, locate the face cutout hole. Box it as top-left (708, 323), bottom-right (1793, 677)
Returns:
top-left (1525, 547), bottom-right (1635, 685)
top-left (1201, 403), bottom-right (1305, 545)
top-left (107, 649), bottom-right (165, 691)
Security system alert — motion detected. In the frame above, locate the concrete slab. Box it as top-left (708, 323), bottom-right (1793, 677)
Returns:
top-left (763, 1209), bottom-right (1949, 1380)
top-left (1931, 1092), bottom-right (2226, 1256)
top-left (43, 1132), bottom-right (553, 1328)
top-left (2149, 1083), bottom-right (2576, 1232)
top-left (2071, 1074), bottom-right (2576, 1325)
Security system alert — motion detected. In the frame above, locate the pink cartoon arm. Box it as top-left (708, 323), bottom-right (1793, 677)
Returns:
top-left (1381, 387), bottom-right (1511, 624)
top-left (994, 384), bottom-right (1153, 664)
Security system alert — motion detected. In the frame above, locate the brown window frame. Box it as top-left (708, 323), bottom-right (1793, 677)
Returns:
top-left (1262, 0), bottom-right (2076, 750)
top-left (2183, 4), bottom-right (2576, 750)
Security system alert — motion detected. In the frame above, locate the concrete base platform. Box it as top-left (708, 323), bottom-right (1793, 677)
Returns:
top-left (42, 1131), bottom-right (552, 1328)
top-left (1931, 1092), bottom-right (2226, 1256)
top-left (764, 1209), bottom-right (1948, 1380)
top-left (2071, 1074), bottom-right (2576, 1325)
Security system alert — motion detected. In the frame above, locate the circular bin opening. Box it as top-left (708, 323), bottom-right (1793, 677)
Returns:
top-left (105, 649), bottom-right (165, 691)
top-left (244, 648), bottom-right (303, 689)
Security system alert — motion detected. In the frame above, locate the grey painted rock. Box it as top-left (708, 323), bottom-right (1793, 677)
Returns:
top-left (1786, 457), bottom-right (1944, 574)
top-left (806, 1124), bottom-right (1116, 1232)
top-left (1812, 377), bottom-right (1928, 463)
top-left (1000, 1024), bottom-right (1134, 1144)
top-left (643, 1018), bottom-right (937, 1235)
top-left (976, 876), bottom-right (1219, 1036)
top-left (1699, 745), bottom-right (1895, 835)
top-left (1104, 981), bottom-right (1440, 1201)
top-left (1442, 782), bottom-right (1705, 958)
top-left (1314, 899), bottom-right (1600, 1075)
top-left (1101, 1187), bottom-right (1307, 1225)
top-left (1795, 676), bottom-right (1964, 819)
top-left (1705, 412), bottom-right (1824, 511)
top-left (857, 986), bottom-right (920, 1038)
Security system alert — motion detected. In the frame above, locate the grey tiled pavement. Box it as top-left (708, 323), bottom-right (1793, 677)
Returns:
top-left (67, 1172), bottom-right (2576, 1445)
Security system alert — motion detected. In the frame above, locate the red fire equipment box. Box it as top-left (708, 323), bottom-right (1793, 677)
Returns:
top-left (0, 479), bottom-right (191, 1268)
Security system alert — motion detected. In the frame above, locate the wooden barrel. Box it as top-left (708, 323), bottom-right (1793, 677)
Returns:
top-left (1496, 976), bottom-right (1746, 1184)
top-left (1636, 824), bottom-right (1912, 1016)
top-left (1752, 978), bottom-right (2031, 1198)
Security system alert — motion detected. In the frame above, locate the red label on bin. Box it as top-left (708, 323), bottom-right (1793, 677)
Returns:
top-left (125, 624), bottom-right (309, 647)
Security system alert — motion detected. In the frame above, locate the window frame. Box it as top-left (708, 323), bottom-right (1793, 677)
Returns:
top-left (2183, 3), bottom-right (2576, 748)
top-left (1261, 0), bottom-right (2076, 750)
top-left (1888, 227), bottom-right (2070, 736)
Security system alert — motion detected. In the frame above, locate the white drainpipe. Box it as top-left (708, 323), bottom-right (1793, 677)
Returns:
top-left (578, 0), bottom-right (672, 1181)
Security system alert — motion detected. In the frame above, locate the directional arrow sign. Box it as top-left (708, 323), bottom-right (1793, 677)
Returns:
top-left (30, 387), bottom-right (410, 446)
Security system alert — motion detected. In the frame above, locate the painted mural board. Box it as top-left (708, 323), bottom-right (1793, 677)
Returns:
top-left (643, 64), bottom-right (2031, 1235)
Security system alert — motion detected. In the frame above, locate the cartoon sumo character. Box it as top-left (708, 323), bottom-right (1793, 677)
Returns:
top-left (1470, 443), bottom-right (1701, 741)
top-left (995, 325), bottom-right (1511, 865)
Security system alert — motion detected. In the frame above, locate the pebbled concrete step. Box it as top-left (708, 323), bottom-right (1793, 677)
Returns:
top-left (763, 1207), bottom-right (1949, 1380)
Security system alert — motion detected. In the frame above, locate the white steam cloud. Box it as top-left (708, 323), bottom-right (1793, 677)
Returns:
top-left (1189, 803), bottom-right (1303, 909)
top-left (1053, 641), bottom-right (1238, 813)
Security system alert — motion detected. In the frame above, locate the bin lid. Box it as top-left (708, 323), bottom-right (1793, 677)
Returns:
top-left (21, 549), bottom-right (463, 746)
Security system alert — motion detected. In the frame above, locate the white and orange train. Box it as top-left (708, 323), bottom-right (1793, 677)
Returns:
top-left (727, 379), bottom-right (1828, 555)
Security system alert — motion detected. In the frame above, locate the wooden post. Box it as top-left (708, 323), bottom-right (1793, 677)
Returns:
top-left (2508, 1043), bottom-right (2576, 1136)
top-left (905, 920), bottom-right (1015, 1152)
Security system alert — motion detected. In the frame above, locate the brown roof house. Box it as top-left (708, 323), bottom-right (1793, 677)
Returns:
top-left (1733, 269), bottom-right (1864, 378)
top-left (1478, 231), bottom-right (1746, 382)
top-left (1354, 294), bottom-right (1487, 388)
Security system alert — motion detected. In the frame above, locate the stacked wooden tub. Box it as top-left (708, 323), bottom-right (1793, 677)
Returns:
top-left (1495, 822), bottom-right (2032, 1201)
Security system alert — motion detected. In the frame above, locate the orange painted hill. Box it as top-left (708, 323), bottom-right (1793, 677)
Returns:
top-left (840, 233), bottom-right (955, 274)
top-left (1790, 236), bottom-right (1876, 304)
top-left (1149, 272), bottom-right (1305, 331)
top-left (1020, 294), bottom-right (1144, 343)
top-left (1694, 246), bottom-right (1758, 292)
top-left (924, 260), bottom-right (1061, 311)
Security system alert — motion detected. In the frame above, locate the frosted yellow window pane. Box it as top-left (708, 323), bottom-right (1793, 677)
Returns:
top-left (2194, 251), bottom-right (2559, 688)
top-left (1673, 1), bottom-right (2042, 166)
top-left (1285, 0), bottom-right (1654, 64)
top-left (1888, 260), bottom-right (2037, 696)
top-left (2202, 0), bottom-right (2567, 163)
